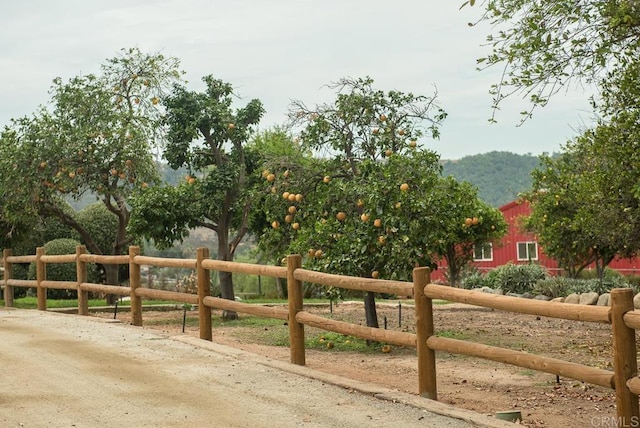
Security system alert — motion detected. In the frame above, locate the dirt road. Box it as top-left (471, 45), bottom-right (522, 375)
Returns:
top-left (0, 308), bottom-right (509, 428)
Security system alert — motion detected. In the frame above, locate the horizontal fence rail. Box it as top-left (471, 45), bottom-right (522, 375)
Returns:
top-left (424, 284), bottom-right (612, 323)
top-left (427, 336), bottom-right (615, 389)
top-left (293, 268), bottom-right (413, 297)
top-left (2, 245), bottom-right (639, 424)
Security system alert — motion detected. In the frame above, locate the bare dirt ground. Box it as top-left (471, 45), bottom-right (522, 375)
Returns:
top-left (109, 301), bottom-right (624, 428)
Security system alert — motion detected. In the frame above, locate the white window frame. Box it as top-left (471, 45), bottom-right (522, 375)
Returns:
top-left (473, 242), bottom-right (493, 261)
top-left (517, 241), bottom-right (538, 261)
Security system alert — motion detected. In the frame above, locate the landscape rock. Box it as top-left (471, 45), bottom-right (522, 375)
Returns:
top-left (564, 293), bottom-right (580, 304)
top-left (522, 292), bottom-right (533, 299)
top-left (634, 293), bottom-right (640, 309)
top-left (551, 297), bottom-right (565, 303)
top-left (534, 295), bottom-right (552, 301)
top-left (506, 293), bottom-right (523, 298)
top-left (579, 292), bottom-right (599, 305)
top-left (596, 293), bottom-right (610, 307)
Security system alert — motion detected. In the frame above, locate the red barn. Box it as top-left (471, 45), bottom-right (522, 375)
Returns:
top-left (431, 200), bottom-right (640, 283)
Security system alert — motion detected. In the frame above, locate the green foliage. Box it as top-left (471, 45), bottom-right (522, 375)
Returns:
top-left (467, 0), bottom-right (640, 122)
top-left (532, 277), bottom-right (573, 299)
top-left (129, 75), bottom-right (265, 305)
top-left (305, 332), bottom-right (377, 353)
top-left (534, 275), bottom-right (630, 298)
top-left (526, 148), bottom-right (619, 279)
top-left (74, 203), bottom-right (119, 254)
top-left (460, 271), bottom-right (489, 290)
top-left (256, 77), bottom-right (506, 289)
top-left (0, 48), bottom-right (182, 264)
top-left (428, 177), bottom-right (508, 286)
top-left (441, 151), bottom-right (542, 207)
top-left (27, 238), bottom-right (99, 299)
top-left (491, 263), bottom-right (547, 295)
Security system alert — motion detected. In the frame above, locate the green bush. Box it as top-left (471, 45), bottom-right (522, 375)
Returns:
top-left (624, 275), bottom-right (640, 293)
top-left (533, 275), bottom-right (631, 298)
top-left (532, 277), bottom-right (574, 298)
top-left (571, 277), bottom-right (628, 295)
top-left (460, 272), bottom-right (488, 289)
top-left (484, 269), bottom-right (500, 289)
top-left (492, 263), bottom-right (547, 295)
top-left (28, 239), bottom-right (100, 299)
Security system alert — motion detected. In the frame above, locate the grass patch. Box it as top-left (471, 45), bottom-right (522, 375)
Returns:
top-left (0, 297), bottom-right (177, 309)
top-left (437, 329), bottom-right (470, 340)
top-left (305, 331), bottom-right (378, 352)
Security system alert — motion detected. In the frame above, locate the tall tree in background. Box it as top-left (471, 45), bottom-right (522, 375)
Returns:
top-left (128, 76), bottom-right (264, 319)
top-left (468, 1), bottom-right (640, 278)
top-left (0, 48), bottom-right (182, 302)
top-left (525, 151), bottom-right (616, 279)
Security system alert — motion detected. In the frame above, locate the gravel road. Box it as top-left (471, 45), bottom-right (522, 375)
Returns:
top-left (0, 308), bottom-right (510, 428)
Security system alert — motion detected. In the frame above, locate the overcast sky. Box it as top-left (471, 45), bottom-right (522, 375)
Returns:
top-left (0, 0), bottom-right (596, 159)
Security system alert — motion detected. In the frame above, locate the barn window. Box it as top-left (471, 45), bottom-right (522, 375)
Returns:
top-left (473, 243), bottom-right (493, 261)
top-left (517, 242), bottom-right (538, 261)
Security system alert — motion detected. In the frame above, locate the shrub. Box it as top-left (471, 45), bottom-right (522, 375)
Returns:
top-left (533, 275), bottom-right (631, 298)
top-left (532, 277), bottom-right (574, 298)
top-left (460, 272), bottom-right (487, 290)
top-left (484, 269), bottom-right (500, 289)
top-left (28, 239), bottom-right (100, 299)
top-left (570, 277), bottom-right (629, 295)
top-left (492, 263), bottom-right (547, 295)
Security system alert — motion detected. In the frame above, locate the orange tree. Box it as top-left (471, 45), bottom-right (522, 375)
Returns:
top-left (427, 176), bottom-right (507, 286)
top-left (128, 76), bottom-right (264, 319)
top-left (0, 48), bottom-right (182, 302)
top-left (256, 77), bottom-right (505, 326)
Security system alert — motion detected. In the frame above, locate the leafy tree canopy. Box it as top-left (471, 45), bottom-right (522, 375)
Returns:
top-left (466, 0), bottom-right (640, 121)
top-left (257, 77), bottom-right (506, 292)
top-left (128, 75), bottom-right (265, 312)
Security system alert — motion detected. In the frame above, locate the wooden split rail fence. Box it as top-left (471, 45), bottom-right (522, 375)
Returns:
top-left (3, 245), bottom-right (640, 426)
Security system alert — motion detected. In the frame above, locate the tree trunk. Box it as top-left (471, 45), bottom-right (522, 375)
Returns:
top-left (104, 264), bottom-right (119, 305)
top-left (448, 262), bottom-right (460, 288)
top-left (275, 277), bottom-right (287, 299)
top-left (364, 291), bottom-right (379, 329)
top-left (217, 222), bottom-right (238, 321)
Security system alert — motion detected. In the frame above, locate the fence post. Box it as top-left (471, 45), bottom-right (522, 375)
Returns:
top-left (287, 254), bottom-right (305, 366)
top-left (129, 246), bottom-right (142, 326)
top-left (3, 249), bottom-right (14, 307)
top-left (414, 267), bottom-right (437, 399)
top-left (197, 247), bottom-right (212, 341)
top-left (611, 288), bottom-right (639, 426)
top-left (36, 247), bottom-right (46, 311)
top-left (76, 246), bottom-right (89, 316)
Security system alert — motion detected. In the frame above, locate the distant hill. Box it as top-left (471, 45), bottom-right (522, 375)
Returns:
top-left (441, 151), bottom-right (543, 208)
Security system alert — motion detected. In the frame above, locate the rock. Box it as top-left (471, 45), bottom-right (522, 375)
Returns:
top-left (481, 287), bottom-right (496, 294)
top-left (579, 292), bottom-right (599, 305)
top-left (551, 297), bottom-right (565, 303)
top-left (534, 295), bottom-right (552, 301)
top-left (597, 293), bottom-right (610, 307)
top-left (634, 293), bottom-right (640, 309)
top-left (564, 293), bottom-right (580, 304)
top-left (522, 292), bottom-right (533, 299)
top-left (506, 292), bottom-right (523, 298)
